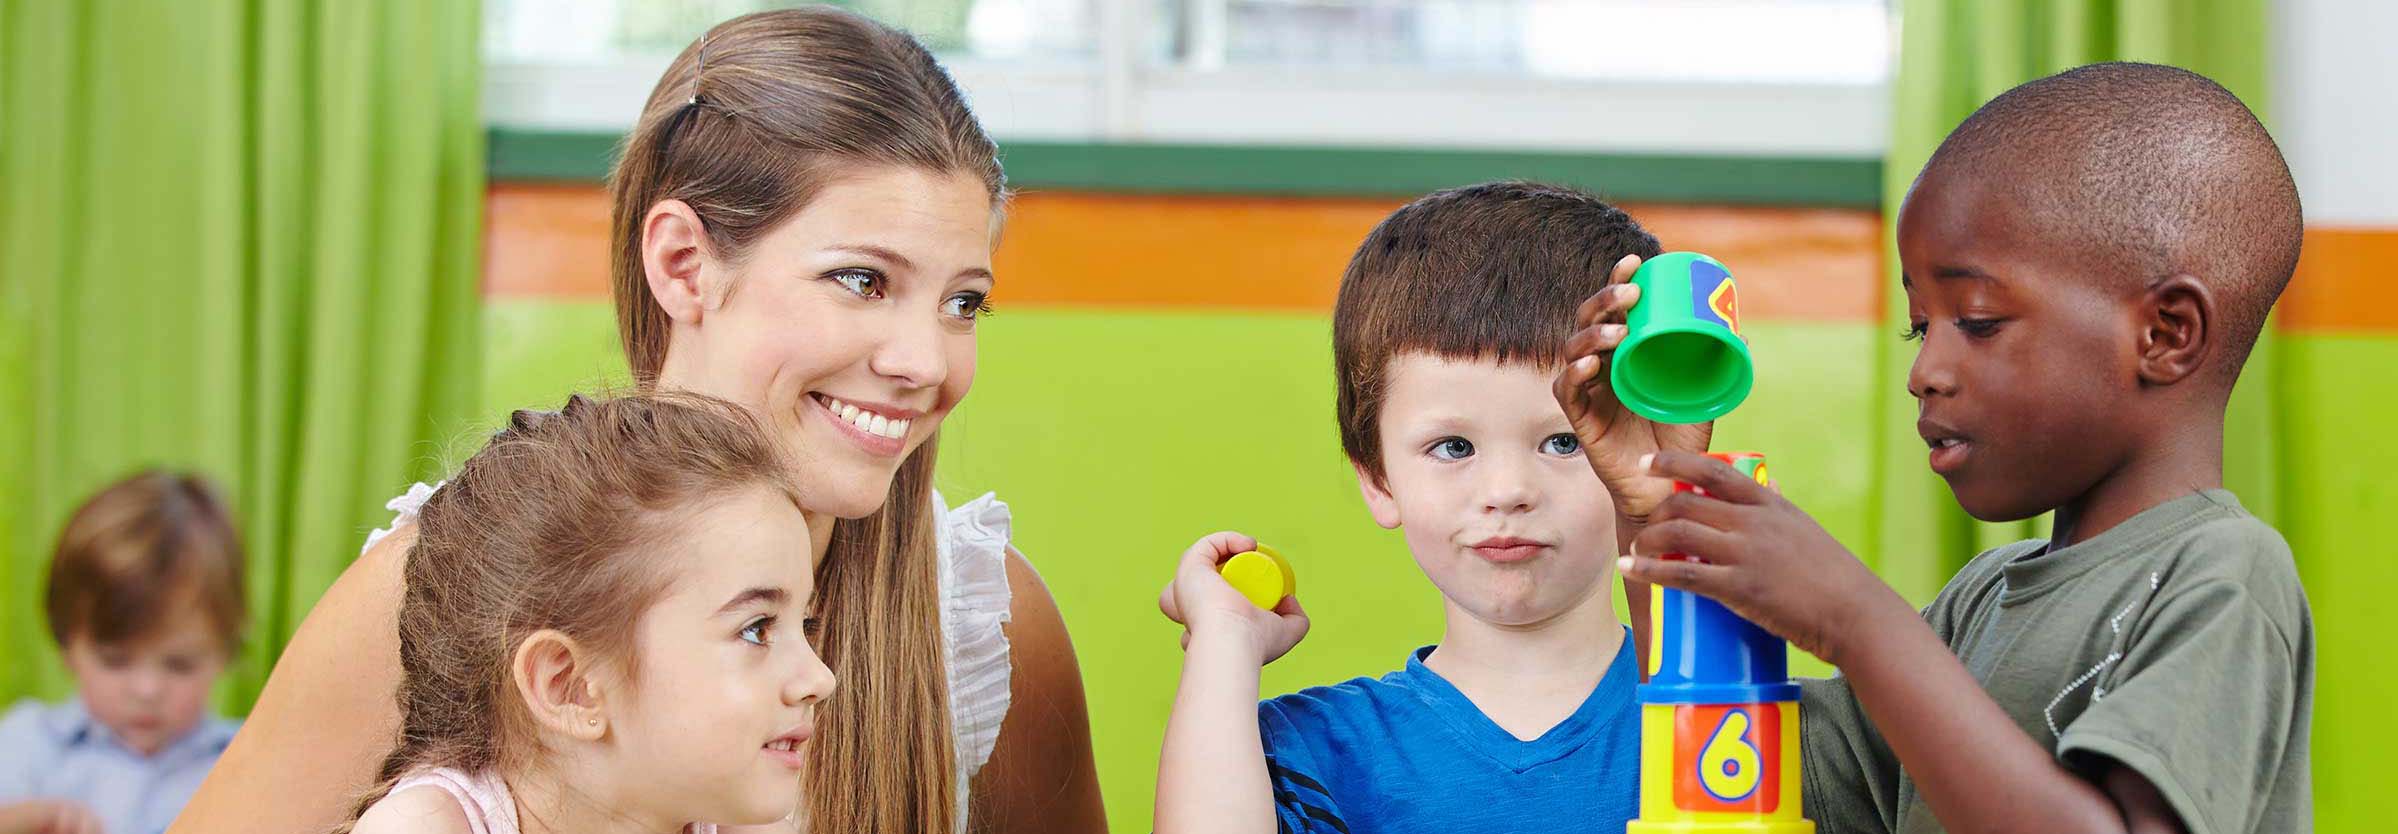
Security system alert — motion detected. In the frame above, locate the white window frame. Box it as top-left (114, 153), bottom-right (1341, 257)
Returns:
top-left (484, 2), bottom-right (1891, 158)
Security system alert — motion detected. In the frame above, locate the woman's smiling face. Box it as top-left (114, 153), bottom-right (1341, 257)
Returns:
top-left (653, 164), bottom-right (997, 518)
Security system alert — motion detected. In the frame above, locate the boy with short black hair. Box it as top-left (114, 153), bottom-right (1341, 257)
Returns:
top-left (1575, 62), bottom-right (2311, 834)
top-left (1155, 181), bottom-right (1681, 833)
top-left (1, 471), bottom-right (247, 834)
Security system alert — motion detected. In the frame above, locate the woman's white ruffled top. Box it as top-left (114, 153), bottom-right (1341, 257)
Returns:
top-left (365, 483), bottom-right (1016, 832)
top-left (929, 489), bottom-right (1015, 830)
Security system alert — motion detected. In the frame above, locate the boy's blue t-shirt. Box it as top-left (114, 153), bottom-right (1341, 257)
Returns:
top-left (1258, 627), bottom-right (1640, 833)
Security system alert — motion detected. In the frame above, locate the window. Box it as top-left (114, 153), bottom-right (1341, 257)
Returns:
top-left (485, 0), bottom-right (1892, 155)
top-left (1157, 0), bottom-right (1887, 85)
top-left (487, 0), bottom-right (1095, 63)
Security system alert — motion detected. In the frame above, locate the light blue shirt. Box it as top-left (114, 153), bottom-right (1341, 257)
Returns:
top-left (0, 698), bottom-right (238, 834)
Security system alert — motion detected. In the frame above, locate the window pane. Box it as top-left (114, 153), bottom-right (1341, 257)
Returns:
top-left (485, 0), bottom-right (1097, 64)
top-left (1157, 0), bottom-right (1890, 84)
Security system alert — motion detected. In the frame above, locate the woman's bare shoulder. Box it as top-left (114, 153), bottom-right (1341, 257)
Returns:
top-left (169, 522), bottom-right (412, 834)
top-left (1001, 547), bottom-right (1074, 671)
top-left (972, 548), bottom-right (1107, 833)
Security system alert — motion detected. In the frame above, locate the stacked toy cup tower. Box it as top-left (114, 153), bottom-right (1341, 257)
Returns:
top-left (1612, 253), bottom-right (1813, 834)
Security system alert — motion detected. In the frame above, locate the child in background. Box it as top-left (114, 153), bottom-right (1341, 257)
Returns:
top-left (0, 472), bottom-right (246, 834)
top-left (1156, 182), bottom-right (1680, 834)
top-left (342, 393), bottom-right (835, 834)
top-left (1580, 63), bottom-right (2312, 833)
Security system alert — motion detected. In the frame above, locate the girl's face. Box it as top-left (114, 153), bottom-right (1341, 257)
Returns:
top-left (606, 486), bottom-right (836, 827)
top-left (654, 165), bottom-right (996, 519)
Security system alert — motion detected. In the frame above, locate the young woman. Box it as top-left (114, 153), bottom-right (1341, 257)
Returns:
top-left (172, 9), bottom-right (1106, 834)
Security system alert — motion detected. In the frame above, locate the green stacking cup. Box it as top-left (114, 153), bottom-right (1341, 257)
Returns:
top-left (1609, 252), bottom-right (1754, 424)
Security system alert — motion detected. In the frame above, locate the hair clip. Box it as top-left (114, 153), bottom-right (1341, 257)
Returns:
top-left (689, 31), bottom-right (709, 106)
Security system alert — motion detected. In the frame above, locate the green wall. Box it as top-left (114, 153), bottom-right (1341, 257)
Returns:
top-left (2276, 334), bottom-right (2398, 817)
top-left (485, 297), bottom-right (2396, 829)
top-left (487, 297), bottom-right (2395, 828)
top-left (478, 300), bottom-right (1975, 825)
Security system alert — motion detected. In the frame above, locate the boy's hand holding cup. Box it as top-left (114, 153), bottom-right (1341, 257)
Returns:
top-left (1554, 252), bottom-right (1749, 526)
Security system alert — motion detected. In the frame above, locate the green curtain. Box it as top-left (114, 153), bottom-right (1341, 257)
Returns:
top-left (1873, 0), bottom-right (2278, 602)
top-left (0, 0), bottom-right (485, 713)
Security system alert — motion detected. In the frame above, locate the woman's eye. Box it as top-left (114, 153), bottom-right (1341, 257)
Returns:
top-left (942, 292), bottom-right (995, 321)
top-left (739, 616), bottom-right (776, 647)
top-left (1541, 433), bottom-right (1582, 456)
top-left (1900, 321), bottom-right (1928, 342)
top-left (1430, 438), bottom-right (1474, 461)
top-left (828, 269), bottom-right (886, 300)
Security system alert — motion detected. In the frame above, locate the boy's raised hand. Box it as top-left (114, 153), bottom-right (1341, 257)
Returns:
top-left (1553, 254), bottom-right (1716, 525)
top-left (1157, 532), bottom-right (1297, 834)
top-left (1612, 451), bottom-right (1911, 665)
top-left (1159, 531), bottom-right (1310, 666)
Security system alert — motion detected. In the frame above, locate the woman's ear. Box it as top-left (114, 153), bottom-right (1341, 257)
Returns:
top-left (511, 630), bottom-right (610, 742)
top-left (641, 199), bottom-right (721, 325)
top-left (2135, 274), bottom-right (2214, 387)
top-left (1354, 463), bottom-right (1402, 530)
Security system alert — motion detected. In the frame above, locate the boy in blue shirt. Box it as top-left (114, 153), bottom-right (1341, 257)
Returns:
top-left (1156, 182), bottom-right (1682, 833)
top-left (1, 472), bottom-right (245, 834)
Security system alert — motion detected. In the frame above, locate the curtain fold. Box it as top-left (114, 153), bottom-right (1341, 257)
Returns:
top-left (0, 0), bottom-right (484, 712)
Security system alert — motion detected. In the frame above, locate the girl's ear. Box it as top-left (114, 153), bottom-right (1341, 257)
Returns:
top-left (1354, 463), bottom-right (1402, 530)
top-left (511, 630), bottom-right (610, 742)
top-left (640, 199), bottom-right (725, 325)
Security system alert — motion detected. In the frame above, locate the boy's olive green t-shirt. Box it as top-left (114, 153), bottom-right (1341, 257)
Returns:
top-left (1799, 490), bottom-right (2313, 834)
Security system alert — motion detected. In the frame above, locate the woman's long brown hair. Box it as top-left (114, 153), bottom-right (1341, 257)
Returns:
top-left (606, 9), bottom-right (1006, 834)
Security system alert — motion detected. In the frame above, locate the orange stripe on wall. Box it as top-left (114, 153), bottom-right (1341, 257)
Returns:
top-left (2284, 227), bottom-right (2398, 333)
top-left (481, 182), bottom-right (1875, 322)
top-left (483, 182), bottom-right (615, 299)
top-left (1629, 205), bottom-right (1883, 323)
top-left (993, 191), bottom-right (1389, 314)
top-left (484, 183), bottom-right (2389, 333)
